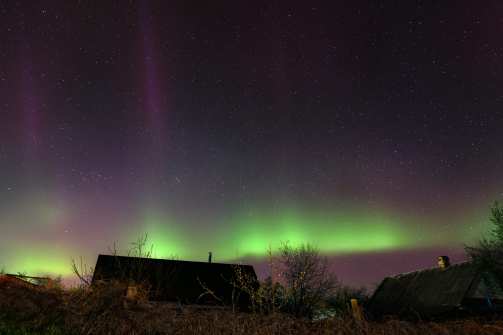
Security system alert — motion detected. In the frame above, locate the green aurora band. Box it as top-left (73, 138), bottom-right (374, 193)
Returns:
top-left (0, 247), bottom-right (74, 277)
top-left (0, 202), bottom-right (493, 277)
top-left (120, 204), bottom-right (490, 262)
top-left (219, 207), bottom-right (413, 257)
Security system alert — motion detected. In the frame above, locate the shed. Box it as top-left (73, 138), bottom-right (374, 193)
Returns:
top-left (367, 258), bottom-right (503, 319)
top-left (91, 254), bottom-right (258, 308)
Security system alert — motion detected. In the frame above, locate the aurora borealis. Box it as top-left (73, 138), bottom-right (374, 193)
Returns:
top-left (1, 1), bottom-right (503, 287)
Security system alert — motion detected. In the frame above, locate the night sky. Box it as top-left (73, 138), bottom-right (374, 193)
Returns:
top-left (1, 1), bottom-right (503, 287)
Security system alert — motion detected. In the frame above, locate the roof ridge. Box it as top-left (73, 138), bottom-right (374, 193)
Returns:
top-left (97, 254), bottom-right (253, 267)
top-left (391, 260), bottom-right (471, 279)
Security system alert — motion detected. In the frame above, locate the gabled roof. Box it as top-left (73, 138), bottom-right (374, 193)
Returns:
top-left (0, 274), bottom-right (37, 287)
top-left (92, 255), bottom-right (257, 306)
top-left (0, 274), bottom-right (52, 287)
top-left (367, 262), bottom-right (482, 318)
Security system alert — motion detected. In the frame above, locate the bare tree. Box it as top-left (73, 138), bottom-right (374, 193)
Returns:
top-left (278, 242), bottom-right (338, 318)
top-left (71, 256), bottom-right (95, 287)
top-left (71, 238), bottom-right (121, 288)
top-left (71, 233), bottom-right (156, 289)
top-left (127, 233), bottom-right (154, 259)
top-left (125, 233), bottom-right (154, 282)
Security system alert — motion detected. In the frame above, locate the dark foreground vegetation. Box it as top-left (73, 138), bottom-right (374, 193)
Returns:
top-left (2, 201), bottom-right (503, 334)
top-left (2, 279), bottom-right (503, 335)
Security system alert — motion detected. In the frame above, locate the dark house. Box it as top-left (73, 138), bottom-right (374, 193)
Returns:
top-left (92, 254), bottom-right (258, 308)
top-left (367, 256), bottom-right (503, 319)
top-left (0, 274), bottom-right (54, 288)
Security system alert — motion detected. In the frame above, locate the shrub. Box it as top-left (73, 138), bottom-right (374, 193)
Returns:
top-left (277, 242), bottom-right (338, 318)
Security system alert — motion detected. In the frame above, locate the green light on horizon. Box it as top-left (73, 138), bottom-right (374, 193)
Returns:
top-left (221, 207), bottom-right (413, 258)
top-left (1, 249), bottom-right (73, 277)
top-left (108, 204), bottom-right (489, 264)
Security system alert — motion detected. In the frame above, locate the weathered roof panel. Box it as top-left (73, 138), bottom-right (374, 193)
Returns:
top-left (368, 262), bottom-right (479, 318)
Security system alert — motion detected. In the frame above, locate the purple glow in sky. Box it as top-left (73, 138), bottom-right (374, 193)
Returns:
top-left (0, 1), bottom-right (502, 287)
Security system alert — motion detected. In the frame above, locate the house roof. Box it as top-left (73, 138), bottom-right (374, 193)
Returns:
top-left (367, 262), bottom-right (482, 318)
top-left (0, 274), bottom-right (52, 287)
top-left (92, 254), bottom-right (258, 306)
top-left (0, 274), bottom-right (36, 287)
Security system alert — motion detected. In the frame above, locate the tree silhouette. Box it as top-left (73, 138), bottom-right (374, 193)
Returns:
top-left (465, 201), bottom-right (503, 287)
top-left (278, 242), bottom-right (338, 318)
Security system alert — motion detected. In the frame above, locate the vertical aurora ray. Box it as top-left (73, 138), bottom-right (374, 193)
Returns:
top-left (18, 43), bottom-right (42, 164)
top-left (135, 1), bottom-right (174, 205)
top-left (138, 2), bottom-right (166, 147)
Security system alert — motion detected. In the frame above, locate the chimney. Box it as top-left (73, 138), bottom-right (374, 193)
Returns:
top-left (208, 252), bottom-right (212, 263)
top-left (437, 256), bottom-right (450, 269)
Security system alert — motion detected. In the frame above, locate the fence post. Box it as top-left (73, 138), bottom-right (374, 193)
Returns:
top-left (351, 298), bottom-right (363, 321)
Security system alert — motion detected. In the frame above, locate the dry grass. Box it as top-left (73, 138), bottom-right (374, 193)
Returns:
top-left (1, 279), bottom-right (503, 335)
